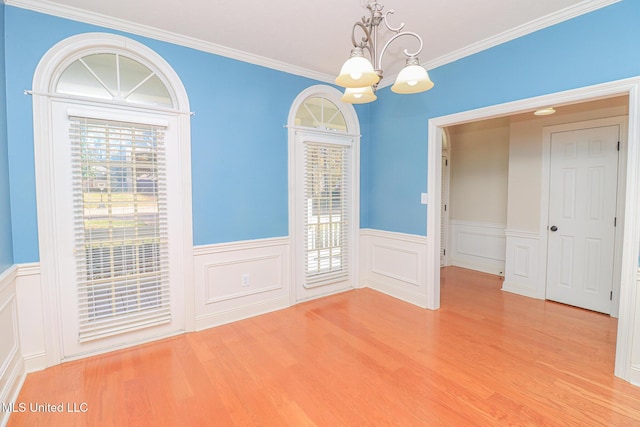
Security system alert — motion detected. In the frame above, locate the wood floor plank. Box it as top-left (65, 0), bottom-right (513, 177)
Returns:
top-left (8, 267), bottom-right (640, 426)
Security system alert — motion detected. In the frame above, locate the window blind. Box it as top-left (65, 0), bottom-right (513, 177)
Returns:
top-left (70, 117), bottom-right (170, 343)
top-left (304, 141), bottom-right (350, 286)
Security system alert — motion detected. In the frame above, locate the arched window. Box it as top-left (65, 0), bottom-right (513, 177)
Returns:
top-left (32, 33), bottom-right (193, 364)
top-left (288, 86), bottom-right (360, 302)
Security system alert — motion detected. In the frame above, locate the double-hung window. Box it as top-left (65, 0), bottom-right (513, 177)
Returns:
top-left (70, 117), bottom-right (170, 342)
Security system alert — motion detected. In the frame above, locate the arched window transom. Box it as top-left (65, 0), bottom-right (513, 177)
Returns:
top-left (56, 53), bottom-right (173, 108)
top-left (294, 97), bottom-right (347, 132)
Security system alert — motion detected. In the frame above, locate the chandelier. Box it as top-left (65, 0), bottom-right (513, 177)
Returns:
top-left (335, 1), bottom-right (434, 104)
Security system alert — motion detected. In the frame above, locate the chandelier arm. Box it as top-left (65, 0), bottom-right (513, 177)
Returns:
top-left (376, 31), bottom-right (424, 71)
top-left (351, 21), bottom-right (373, 50)
top-left (382, 9), bottom-right (405, 34)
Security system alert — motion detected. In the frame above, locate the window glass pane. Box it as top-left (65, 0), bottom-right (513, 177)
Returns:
top-left (126, 74), bottom-right (173, 107)
top-left (57, 59), bottom-right (112, 99)
top-left (296, 97), bottom-right (321, 128)
top-left (322, 100), bottom-right (347, 132)
top-left (119, 56), bottom-right (154, 96)
top-left (81, 54), bottom-right (117, 96)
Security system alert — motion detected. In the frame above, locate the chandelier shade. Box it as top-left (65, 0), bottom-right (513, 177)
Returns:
top-left (335, 48), bottom-right (380, 88)
top-left (391, 58), bottom-right (434, 94)
top-left (341, 86), bottom-right (377, 104)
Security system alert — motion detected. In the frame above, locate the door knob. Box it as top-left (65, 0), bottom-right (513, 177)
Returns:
top-left (550, 225), bottom-right (558, 232)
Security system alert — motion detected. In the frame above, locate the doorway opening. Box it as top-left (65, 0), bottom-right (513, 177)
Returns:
top-left (428, 78), bottom-right (640, 382)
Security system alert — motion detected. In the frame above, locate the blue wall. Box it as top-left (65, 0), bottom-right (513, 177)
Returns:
top-left (4, 6), bottom-right (365, 263)
top-left (364, 0), bottom-right (640, 235)
top-left (4, 1), bottom-right (639, 264)
top-left (0, 4), bottom-right (14, 274)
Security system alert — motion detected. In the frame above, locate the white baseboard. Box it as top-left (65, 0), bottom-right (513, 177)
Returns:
top-left (364, 279), bottom-right (430, 308)
top-left (194, 295), bottom-right (290, 330)
top-left (360, 229), bottom-right (429, 308)
top-left (449, 220), bottom-right (506, 275)
top-left (630, 365), bottom-right (640, 387)
top-left (22, 352), bottom-right (47, 373)
top-left (502, 281), bottom-right (544, 299)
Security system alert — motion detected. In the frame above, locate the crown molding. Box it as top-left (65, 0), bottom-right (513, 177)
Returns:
top-left (379, 0), bottom-right (622, 89)
top-left (5, 0), bottom-right (335, 84)
top-left (424, 0), bottom-right (621, 71)
top-left (7, 0), bottom-right (621, 90)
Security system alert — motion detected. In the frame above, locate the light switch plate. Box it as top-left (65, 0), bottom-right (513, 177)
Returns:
top-left (421, 193), bottom-right (428, 205)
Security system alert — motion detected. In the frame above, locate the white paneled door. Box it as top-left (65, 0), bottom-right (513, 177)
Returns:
top-left (546, 125), bottom-right (619, 314)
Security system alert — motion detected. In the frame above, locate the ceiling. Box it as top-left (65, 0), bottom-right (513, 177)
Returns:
top-left (11, 0), bottom-right (618, 84)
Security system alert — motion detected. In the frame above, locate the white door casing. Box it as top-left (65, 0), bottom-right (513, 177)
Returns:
top-left (546, 125), bottom-right (620, 314)
top-left (32, 33), bottom-right (193, 365)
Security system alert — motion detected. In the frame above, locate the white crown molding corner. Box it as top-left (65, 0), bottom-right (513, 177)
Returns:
top-left (6, 0), bottom-right (335, 84)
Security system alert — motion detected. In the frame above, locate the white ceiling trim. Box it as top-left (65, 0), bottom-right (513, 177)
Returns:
top-left (6, 0), bottom-right (336, 83)
top-left (7, 0), bottom-right (623, 90)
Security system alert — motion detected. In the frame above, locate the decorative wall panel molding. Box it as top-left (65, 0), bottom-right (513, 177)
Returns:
top-left (449, 220), bottom-right (506, 275)
top-left (503, 230), bottom-right (544, 299)
top-left (360, 229), bottom-right (428, 308)
top-left (14, 263), bottom-right (47, 372)
top-left (193, 237), bottom-right (290, 330)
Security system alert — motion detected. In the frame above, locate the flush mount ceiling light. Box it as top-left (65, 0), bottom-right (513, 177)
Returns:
top-left (534, 107), bottom-right (556, 116)
top-left (336, 1), bottom-right (434, 104)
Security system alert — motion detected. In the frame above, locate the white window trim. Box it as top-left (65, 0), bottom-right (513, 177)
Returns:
top-left (288, 85), bottom-right (361, 304)
top-left (32, 33), bottom-right (194, 366)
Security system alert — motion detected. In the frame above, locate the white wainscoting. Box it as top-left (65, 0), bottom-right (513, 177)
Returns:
top-left (0, 265), bottom-right (25, 427)
top-left (14, 263), bottom-right (47, 373)
top-left (360, 229), bottom-right (428, 308)
top-left (449, 220), bottom-right (506, 275)
top-left (503, 230), bottom-right (544, 299)
top-left (193, 237), bottom-right (291, 331)
top-left (630, 269), bottom-right (640, 387)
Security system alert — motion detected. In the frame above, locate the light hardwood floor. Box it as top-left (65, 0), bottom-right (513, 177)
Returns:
top-left (8, 267), bottom-right (640, 426)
